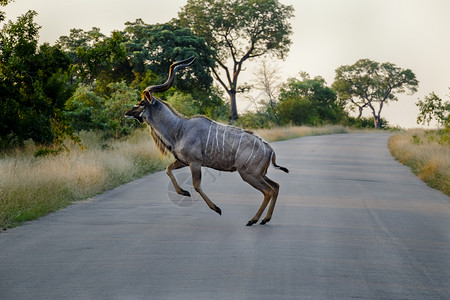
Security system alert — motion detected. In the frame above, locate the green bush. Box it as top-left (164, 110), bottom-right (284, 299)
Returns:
top-left (235, 111), bottom-right (273, 129)
top-left (343, 116), bottom-right (390, 129)
top-left (65, 82), bottom-right (142, 138)
top-left (276, 74), bottom-right (345, 126)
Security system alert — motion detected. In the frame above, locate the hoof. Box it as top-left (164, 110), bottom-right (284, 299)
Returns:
top-left (246, 220), bottom-right (257, 226)
top-left (178, 190), bottom-right (190, 197)
top-left (260, 218), bottom-right (271, 225)
top-left (215, 206), bottom-right (222, 215)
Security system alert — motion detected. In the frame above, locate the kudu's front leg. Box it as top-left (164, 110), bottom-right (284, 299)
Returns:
top-left (190, 162), bottom-right (222, 215)
top-left (166, 160), bottom-right (190, 197)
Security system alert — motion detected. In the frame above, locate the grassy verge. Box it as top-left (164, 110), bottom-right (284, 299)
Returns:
top-left (388, 129), bottom-right (450, 196)
top-left (0, 129), bottom-right (170, 229)
top-left (0, 125), bottom-right (348, 230)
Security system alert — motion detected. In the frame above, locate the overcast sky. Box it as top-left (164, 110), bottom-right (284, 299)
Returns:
top-left (3, 0), bottom-right (450, 128)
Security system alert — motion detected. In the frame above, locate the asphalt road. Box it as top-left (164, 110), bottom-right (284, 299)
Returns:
top-left (1, 133), bottom-right (449, 299)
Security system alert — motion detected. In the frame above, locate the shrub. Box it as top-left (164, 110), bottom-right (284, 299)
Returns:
top-left (343, 116), bottom-right (390, 129)
top-left (235, 111), bottom-right (273, 129)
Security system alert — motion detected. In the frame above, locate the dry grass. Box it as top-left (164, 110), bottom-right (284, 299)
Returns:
top-left (0, 128), bottom-right (169, 229)
top-left (388, 129), bottom-right (450, 196)
top-left (254, 125), bottom-right (348, 142)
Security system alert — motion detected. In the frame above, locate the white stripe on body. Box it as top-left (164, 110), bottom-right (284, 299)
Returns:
top-left (234, 132), bottom-right (245, 161)
top-left (222, 126), bottom-right (228, 158)
top-left (245, 138), bottom-right (257, 165)
top-left (229, 134), bottom-right (237, 160)
top-left (205, 123), bottom-right (213, 151)
top-left (214, 125), bottom-right (220, 153)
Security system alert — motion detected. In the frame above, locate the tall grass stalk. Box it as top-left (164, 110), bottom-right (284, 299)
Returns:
top-left (0, 128), bottom-right (169, 229)
top-left (389, 129), bottom-right (450, 196)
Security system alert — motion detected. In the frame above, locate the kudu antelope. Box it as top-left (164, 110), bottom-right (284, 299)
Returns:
top-left (125, 56), bottom-right (288, 226)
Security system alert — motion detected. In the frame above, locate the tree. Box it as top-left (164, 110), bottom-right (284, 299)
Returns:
top-left (58, 27), bottom-right (105, 60)
top-left (277, 73), bottom-right (343, 126)
top-left (333, 59), bottom-right (419, 129)
top-left (59, 29), bottom-right (129, 93)
top-left (178, 0), bottom-right (294, 121)
top-left (417, 91), bottom-right (450, 128)
top-left (0, 10), bottom-right (76, 147)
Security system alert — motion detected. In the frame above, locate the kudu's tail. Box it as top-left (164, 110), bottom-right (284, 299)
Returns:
top-left (271, 152), bottom-right (289, 173)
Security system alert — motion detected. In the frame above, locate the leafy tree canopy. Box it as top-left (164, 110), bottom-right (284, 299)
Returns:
top-left (417, 91), bottom-right (450, 128)
top-left (59, 28), bottom-right (129, 93)
top-left (333, 58), bottom-right (419, 128)
top-left (178, 0), bottom-right (293, 61)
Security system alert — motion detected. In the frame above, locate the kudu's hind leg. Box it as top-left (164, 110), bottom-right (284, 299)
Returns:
top-left (190, 163), bottom-right (222, 215)
top-left (260, 176), bottom-right (280, 225)
top-left (166, 160), bottom-right (190, 197)
top-left (241, 174), bottom-right (274, 226)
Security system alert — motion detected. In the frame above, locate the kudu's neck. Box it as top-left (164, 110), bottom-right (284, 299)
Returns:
top-left (147, 99), bottom-right (185, 147)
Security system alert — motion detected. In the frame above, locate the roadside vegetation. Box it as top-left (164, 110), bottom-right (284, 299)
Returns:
top-left (390, 89), bottom-right (450, 197)
top-left (389, 129), bottom-right (449, 196)
top-left (0, 129), bottom-right (170, 229)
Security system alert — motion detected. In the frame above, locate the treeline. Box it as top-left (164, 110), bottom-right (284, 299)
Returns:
top-left (1, 4), bottom-right (426, 151)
